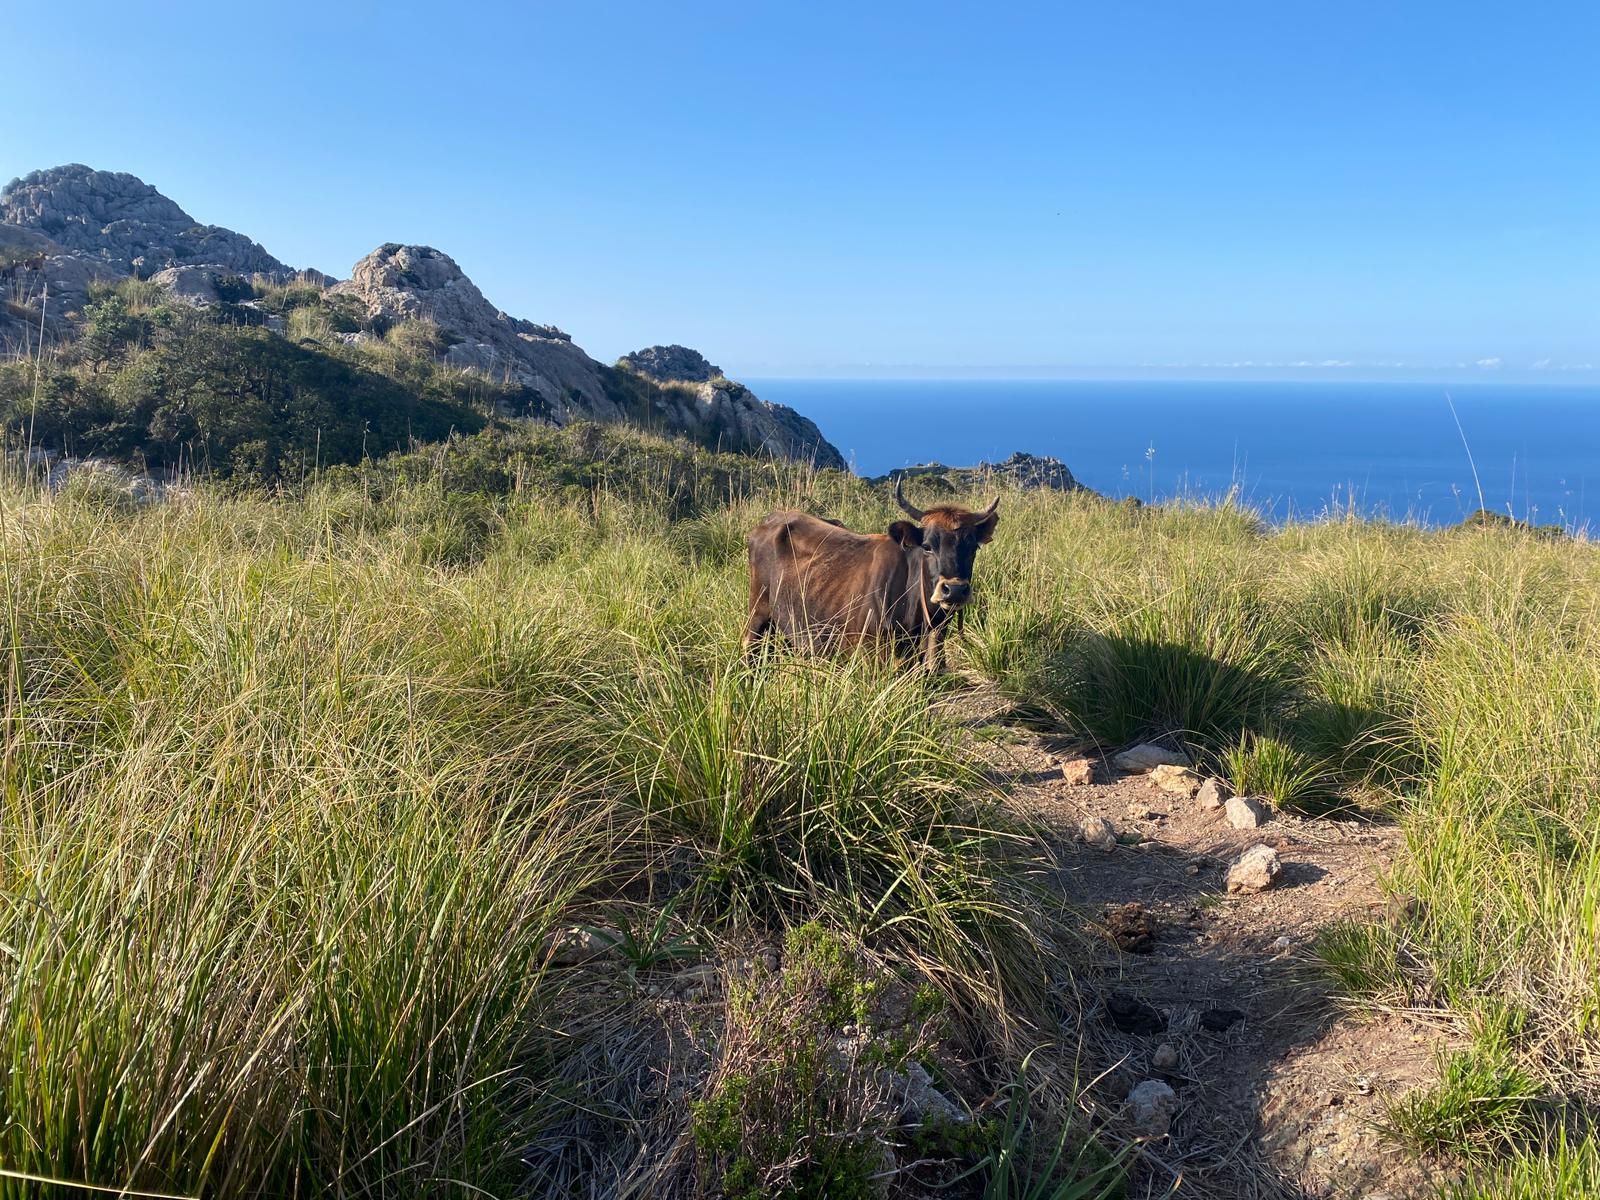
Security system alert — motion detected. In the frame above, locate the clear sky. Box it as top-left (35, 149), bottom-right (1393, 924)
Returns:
top-left (8, 1), bottom-right (1597, 378)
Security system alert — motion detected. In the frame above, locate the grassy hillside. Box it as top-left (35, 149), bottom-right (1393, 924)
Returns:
top-left (2, 425), bottom-right (1599, 1195)
top-left (0, 277), bottom-right (513, 480)
top-left (1, 275), bottom-right (830, 486)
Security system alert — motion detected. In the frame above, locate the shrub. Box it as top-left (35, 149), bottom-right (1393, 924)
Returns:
top-left (691, 925), bottom-right (933, 1200)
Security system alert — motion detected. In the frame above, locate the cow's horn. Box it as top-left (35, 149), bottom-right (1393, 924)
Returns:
top-left (894, 475), bottom-right (925, 521)
top-left (982, 495), bottom-right (1000, 516)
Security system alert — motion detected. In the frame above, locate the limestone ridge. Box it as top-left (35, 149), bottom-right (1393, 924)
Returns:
top-left (614, 345), bottom-right (847, 471)
top-left (1, 165), bottom-right (295, 321)
top-left (616, 344), bottom-right (723, 383)
top-left (877, 452), bottom-right (1089, 494)
top-left (0, 166), bottom-right (846, 469)
top-left (331, 244), bottom-right (619, 422)
top-left (2, 165), bottom-right (289, 276)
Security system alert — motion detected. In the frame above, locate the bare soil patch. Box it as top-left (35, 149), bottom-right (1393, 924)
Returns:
top-left (997, 730), bottom-right (1445, 1199)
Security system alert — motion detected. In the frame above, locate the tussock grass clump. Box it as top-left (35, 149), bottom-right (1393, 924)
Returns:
top-left (1441, 1129), bottom-right (1600, 1199)
top-left (1221, 731), bottom-right (1338, 814)
top-left (1378, 1048), bottom-right (1543, 1160)
top-left (605, 654), bottom-right (1040, 1014)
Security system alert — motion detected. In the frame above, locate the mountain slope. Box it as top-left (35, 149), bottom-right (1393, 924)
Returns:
top-left (1, 167), bottom-right (844, 470)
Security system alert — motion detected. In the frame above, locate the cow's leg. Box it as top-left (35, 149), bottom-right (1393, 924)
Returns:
top-left (743, 608), bottom-right (774, 658)
top-left (921, 626), bottom-right (948, 674)
top-left (743, 580), bottom-right (776, 657)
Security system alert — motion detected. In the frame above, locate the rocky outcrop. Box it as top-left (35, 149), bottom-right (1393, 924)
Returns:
top-left (1, 166), bottom-right (295, 322)
top-left (876, 451), bottom-right (1087, 494)
top-left (1, 222), bottom-right (122, 333)
top-left (625, 369), bottom-right (848, 471)
top-left (148, 265), bottom-right (233, 306)
top-left (616, 344), bottom-right (722, 383)
top-left (2, 165), bottom-right (288, 278)
top-left (332, 243), bottom-right (618, 422)
top-left (1, 166), bottom-right (849, 470)
top-left (330, 245), bottom-right (845, 468)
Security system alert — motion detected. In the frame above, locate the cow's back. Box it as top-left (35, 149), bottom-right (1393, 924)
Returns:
top-left (746, 511), bottom-right (906, 647)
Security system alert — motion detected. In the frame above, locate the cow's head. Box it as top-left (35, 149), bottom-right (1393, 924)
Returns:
top-left (888, 476), bottom-right (1000, 610)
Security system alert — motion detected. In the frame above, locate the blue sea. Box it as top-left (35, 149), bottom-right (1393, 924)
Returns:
top-left (748, 379), bottom-right (1600, 530)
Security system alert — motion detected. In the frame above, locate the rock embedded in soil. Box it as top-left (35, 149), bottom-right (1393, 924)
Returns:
top-left (540, 925), bottom-right (620, 967)
top-left (1125, 1079), bottom-right (1178, 1139)
top-left (1149, 764), bottom-right (1202, 796)
top-left (1078, 815), bottom-right (1117, 851)
top-left (1226, 843), bottom-right (1283, 893)
top-left (1060, 757), bottom-right (1096, 787)
top-left (1196, 778), bottom-right (1232, 809)
top-left (1225, 794), bottom-right (1272, 829)
top-left (670, 963), bottom-right (718, 994)
top-left (1104, 992), bottom-right (1167, 1034)
top-left (887, 1060), bottom-right (970, 1126)
top-left (1151, 1042), bottom-right (1180, 1071)
top-left (1112, 742), bottom-right (1191, 772)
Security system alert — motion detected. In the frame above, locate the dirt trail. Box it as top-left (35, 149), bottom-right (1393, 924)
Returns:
top-left (995, 730), bottom-right (1446, 1199)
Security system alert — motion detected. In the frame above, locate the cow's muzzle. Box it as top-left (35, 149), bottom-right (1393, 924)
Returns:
top-left (932, 577), bottom-right (972, 608)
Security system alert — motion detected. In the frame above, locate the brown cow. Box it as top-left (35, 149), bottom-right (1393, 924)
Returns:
top-left (743, 477), bottom-right (1000, 670)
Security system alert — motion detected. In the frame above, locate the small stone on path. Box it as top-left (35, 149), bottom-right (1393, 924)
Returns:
top-left (1196, 778), bottom-right (1232, 809)
top-left (1226, 843), bottom-right (1282, 893)
top-left (1125, 1079), bottom-right (1178, 1139)
top-left (1113, 742), bottom-right (1191, 772)
top-left (1150, 764), bottom-right (1201, 795)
top-left (1225, 794), bottom-right (1271, 829)
top-left (1060, 757), bottom-right (1095, 787)
top-left (1079, 815), bottom-right (1117, 851)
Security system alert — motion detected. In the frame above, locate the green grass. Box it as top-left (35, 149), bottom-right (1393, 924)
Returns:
top-left (1440, 1129), bottom-right (1600, 1199)
top-left (1220, 730), bottom-right (1338, 813)
top-left (0, 453), bottom-right (1080, 1197)
top-left (1379, 1048), bottom-right (1543, 1160)
top-left (4, 423), bottom-right (1600, 1192)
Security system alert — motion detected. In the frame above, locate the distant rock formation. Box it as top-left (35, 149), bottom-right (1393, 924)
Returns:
top-left (878, 451), bottom-right (1088, 493)
top-left (616, 344), bottom-right (722, 383)
top-left (332, 243), bottom-right (619, 421)
top-left (0, 166), bottom-right (847, 469)
top-left (1, 164), bottom-right (288, 278)
top-left (615, 352), bottom-right (846, 471)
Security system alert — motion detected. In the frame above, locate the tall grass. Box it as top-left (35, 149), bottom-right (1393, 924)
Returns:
top-left (5, 435), bottom-right (1600, 1190)
top-left (0, 467), bottom-right (1063, 1196)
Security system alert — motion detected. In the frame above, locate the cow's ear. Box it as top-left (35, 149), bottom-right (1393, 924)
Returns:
top-left (888, 520), bottom-right (922, 546)
top-left (975, 510), bottom-right (999, 544)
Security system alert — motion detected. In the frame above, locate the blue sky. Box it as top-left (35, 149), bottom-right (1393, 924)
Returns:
top-left (8, 1), bottom-right (1597, 378)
